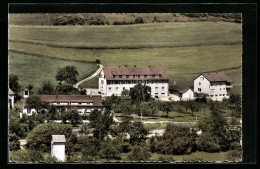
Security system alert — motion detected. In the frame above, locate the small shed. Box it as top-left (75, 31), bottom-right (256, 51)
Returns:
top-left (51, 135), bottom-right (66, 162)
top-left (169, 84), bottom-right (194, 100)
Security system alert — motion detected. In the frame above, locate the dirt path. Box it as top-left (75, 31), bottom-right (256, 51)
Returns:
top-left (74, 64), bottom-right (103, 89)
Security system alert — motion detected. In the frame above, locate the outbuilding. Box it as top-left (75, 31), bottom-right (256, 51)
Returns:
top-left (169, 84), bottom-right (194, 101)
top-left (51, 135), bottom-right (66, 162)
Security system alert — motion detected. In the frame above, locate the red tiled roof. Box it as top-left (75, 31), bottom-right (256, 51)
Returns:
top-left (202, 72), bottom-right (233, 83)
top-left (9, 88), bottom-right (15, 95)
top-left (24, 95), bottom-right (103, 107)
top-left (103, 67), bottom-right (168, 80)
top-left (169, 84), bottom-right (190, 94)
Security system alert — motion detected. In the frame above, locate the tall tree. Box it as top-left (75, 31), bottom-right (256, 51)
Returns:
top-left (55, 65), bottom-right (78, 84)
top-left (9, 74), bottom-right (21, 102)
top-left (25, 96), bottom-right (49, 114)
top-left (63, 109), bottom-right (82, 127)
top-left (38, 80), bottom-right (55, 94)
top-left (158, 101), bottom-right (174, 118)
top-left (129, 83), bottom-right (151, 104)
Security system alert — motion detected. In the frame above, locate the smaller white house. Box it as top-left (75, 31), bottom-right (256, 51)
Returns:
top-left (51, 135), bottom-right (66, 162)
top-left (169, 84), bottom-right (194, 101)
top-left (193, 72), bottom-right (233, 100)
top-left (9, 88), bottom-right (15, 109)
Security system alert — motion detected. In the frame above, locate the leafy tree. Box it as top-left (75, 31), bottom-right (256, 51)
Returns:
top-left (55, 65), bottom-right (78, 84)
top-left (95, 59), bottom-right (101, 64)
top-left (148, 100), bottom-right (159, 117)
top-left (66, 133), bottom-right (82, 161)
top-left (188, 101), bottom-right (199, 116)
top-left (102, 94), bottom-right (121, 110)
top-left (174, 104), bottom-right (185, 117)
top-left (9, 74), bottom-right (21, 102)
top-left (129, 122), bottom-right (148, 145)
top-left (127, 144), bottom-right (151, 161)
top-left (38, 80), bottom-right (55, 94)
top-left (113, 98), bottom-right (132, 117)
top-left (158, 101), bottom-right (174, 117)
top-left (9, 133), bottom-right (20, 151)
top-left (152, 124), bottom-right (195, 155)
top-left (56, 82), bottom-right (75, 95)
top-left (129, 83), bottom-right (151, 104)
top-left (63, 109), bottom-right (82, 126)
top-left (26, 123), bottom-right (73, 152)
top-left (25, 96), bottom-right (49, 114)
top-left (89, 109), bottom-right (113, 140)
top-left (45, 105), bottom-right (59, 122)
top-left (197, 132), bottom-right (221, 152)
top-left (99, 138), bottom-right (121, 161)
top-left (197, 109), bottom-right (231, 152)
top-left (26, 84), bottom-right (34, 94)
top-left (81, 137), bottom-right (101, 161)
top-left (121, 89), bottom-right (130, 97)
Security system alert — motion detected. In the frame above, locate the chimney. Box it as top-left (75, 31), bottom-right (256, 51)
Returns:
top-left (148, 65), bottom-right (151, 67)
top-left (134, 65), bottom-right (136, 67)
top-left (24, 89), bottom-right (29, 98)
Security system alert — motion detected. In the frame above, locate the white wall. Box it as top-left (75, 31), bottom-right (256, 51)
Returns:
top-left (181, 89), bottom-right (194, 100)
top-left (194, 75), bottom-right (210, 94)
top-left (51, 143), bottom-right (65, 162)
top-left (194, 75), bottom-right (232, 100)
top-left (98, 70), bottom-right (107, 94)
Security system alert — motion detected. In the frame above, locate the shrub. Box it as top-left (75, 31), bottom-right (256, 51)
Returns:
top-left (26, 123), bottom-right (73, 152)
top-left (95, 59), bottom-right (101, 64)
top-left (157, 155), bottom-right (175, 162)
top-left (127, 144), bottom-right (151, 161)
top-left (9, 133), bottom-right (20, 151)
top-left (134, 17), bottom-right (144, 24)
top-left (196, 132), bottom-right (220, 152)
top-left (99, 139), bottom-right (121, 160)
top-left (226, 150), bottom-right (242, 161)
top-left (153, 124), bottom-right (195, 155)
top-left (9, 149), bottom-right (44, 162)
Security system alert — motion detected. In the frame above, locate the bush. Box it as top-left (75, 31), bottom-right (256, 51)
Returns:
top-left (99, 139), bottom-right (121, 160)
top-left (226, 150), bottom-right (242, 161)
top-left (26, 123), bottom-right (73, 152)
top-left (134, 17), bottom-right (144, 24)
top-left (152, 124), bottom-right (195, 155)
top-left (127, 144), bottom-right (151, 161)
top-left (52, 15), bottom-right (85, 25)
top-left (95, 59), bottom-right (101, 64)
top-left (157, 155), bottom-right (175, 162)
top-left (196, 132), bottom-right (221, 152)
top-left (9, 133), bottom-right (20, 151)
top-left (9, 149), bottom-right (44, 162)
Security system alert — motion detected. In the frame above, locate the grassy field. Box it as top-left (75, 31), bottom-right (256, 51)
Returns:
top-left (9, 51), bottom-right (98, 92)
top-left (9, 21), bottom-right (242, 94)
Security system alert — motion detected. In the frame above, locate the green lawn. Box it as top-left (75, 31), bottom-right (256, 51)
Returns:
top-left (9, 22), bottom-right (242, 93)
top-left (9, 51), bottom-right (98, 92)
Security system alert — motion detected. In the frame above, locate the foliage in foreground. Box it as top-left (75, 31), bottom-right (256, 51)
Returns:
top-left (26, 123), bottom-right (73, 152)
top-left (9, 149), bottom-right (44, 162)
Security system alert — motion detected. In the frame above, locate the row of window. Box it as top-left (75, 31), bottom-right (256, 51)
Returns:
top-left (113, 74), bottom-right (161, 78)
top-left (107, 80), bottom-right (167, 85)
top-left (108, 86), bottom-right (165, 91)
top-left (53, 102), bottom-right (93, 105)
top-left (210, 94), bottom-right (229, 97)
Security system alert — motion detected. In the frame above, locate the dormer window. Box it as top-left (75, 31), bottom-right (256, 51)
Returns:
top-left (152, 75), bottom-right (155, 78)
top-left (144, 75), bottom-right (147, 78)
top-left (126, 75), bottom-right (129, 78)
top-left (119, 75), bottom-right (122, 78)
top-left (138, 75), bottom-right (140, 78)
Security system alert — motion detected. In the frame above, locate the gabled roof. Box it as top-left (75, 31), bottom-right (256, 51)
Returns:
top-left (9, 88), bottom-right (15, 95)
top-left (24, 95), bottom-right (103, 107)
top-left (52, 135), bottom-right (66, 143)
top-left (103, 67), bottom-right (168, 80)
top-left (202, 72), bottom-right (233, 83)
top-left (169, 84), bottom-right (190, 94)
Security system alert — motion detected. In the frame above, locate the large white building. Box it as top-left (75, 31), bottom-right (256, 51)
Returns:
top-left (98, 67), bottom-right (169, 98)
top-left (193, 72), bottom-right (233, 100)
top-left (22, 89), bottom-right (103, 116)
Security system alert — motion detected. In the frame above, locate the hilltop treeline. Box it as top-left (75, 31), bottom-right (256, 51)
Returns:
top-left (9, 13), bottom-right (242, 26)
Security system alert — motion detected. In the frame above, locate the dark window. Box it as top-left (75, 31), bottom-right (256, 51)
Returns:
top-left (126, 75), bottom-right (129, 78)
top-left (25, 91), bottom-right (28, 95)
top-left (198, 88), bottom-right (201, 92)
top-left (57, 102), bottom-right (60, 104)
top-left (152, 75), bottom-right (155, 78)
top-left (138, 75), bottom-right (140, 78)
top-left (78, 102), bottom-right (82, 105)
top-left (144, 75), bottom-right (147, 78)
top-left (119, 75), bottom-right (122, 78)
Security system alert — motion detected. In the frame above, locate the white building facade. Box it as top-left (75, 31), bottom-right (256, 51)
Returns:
top-left (9, 88), bottom-right (15, 109)
top-left (99, 67), bottom-right (169, 98)
top-left (194, 72), bottom-right (233, 100)
top-left (22, 90), bottom-right (103, 117)
top-left (169, 84), bottom-right (194, 101)
top-left (51, 135), bottom-right (66, 162)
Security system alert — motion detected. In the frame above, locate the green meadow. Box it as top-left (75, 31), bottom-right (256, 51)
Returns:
top-left (9, 22), bottom-right (242, 93)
